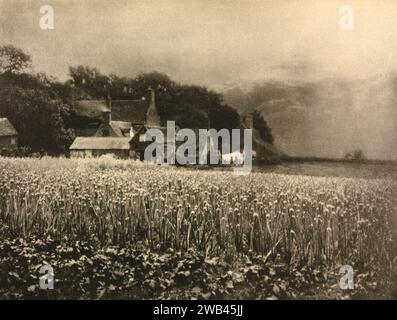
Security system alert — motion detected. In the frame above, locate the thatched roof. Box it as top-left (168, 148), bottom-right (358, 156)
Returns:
top-left (74, 100), bottom-right (109, 118)
top-left (95, 121), bottom-right (132, 138)
top-left (0, 118), bottom-right (18, 137)
top-left (74, 99), bottom-right (150, 124)
top-left (111, 100), bottom-right (149, 124)
top-left (70, 137), bottom-right (131, 150)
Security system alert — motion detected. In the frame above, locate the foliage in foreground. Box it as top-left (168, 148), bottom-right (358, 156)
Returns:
top-left (0, 225), bottom-right (393, 300)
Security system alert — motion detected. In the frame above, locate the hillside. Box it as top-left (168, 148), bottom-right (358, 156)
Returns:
top-left (223, 77), bottom-right (397, 160)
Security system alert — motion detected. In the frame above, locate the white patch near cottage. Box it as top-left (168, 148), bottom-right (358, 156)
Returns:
top-left (143, 121), bottom-right (253, 174)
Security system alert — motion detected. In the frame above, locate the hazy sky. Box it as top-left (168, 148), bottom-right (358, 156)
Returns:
top-left (1, 0), bottom-right (397, 159)
top-left (2, 0), bottom-right (397, 87)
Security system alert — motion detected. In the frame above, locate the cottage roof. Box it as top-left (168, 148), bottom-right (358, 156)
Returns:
top-left (74, 125), bottom-right (100, 137)
top-left (74, 99), bottom-right (150, 124)
top-left (0, 118), bottom-right (18, 137)
top-left (133, 125), bottom-right (179, 137)
top-left (111, 100), bottom-right (149, 124)
top-left (74, 100), bottom-right (109, 118)
top-left (111, 121), bottom-right (132, 130)
top-left (70, 137), bottom-right (131, 150)
top-left (109, 121), bottom-right (132, 137)
top-left (94, 121), bottom-right (132, 137)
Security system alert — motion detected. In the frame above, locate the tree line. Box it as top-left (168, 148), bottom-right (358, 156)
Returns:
top-left (0, 45), bottom-right (273, 156)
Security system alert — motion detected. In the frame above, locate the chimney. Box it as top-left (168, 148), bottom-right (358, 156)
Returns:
top-left (146, 87), bottom-right (161, 126)
top-left (102, 110), bottom-right (111, 126)
top-left (102, 110), bottom-right (111, 136)
top-left (150, 87), bottom-right (155, 106)
top-left (101, 93), bottom-right (112, 136)
top-left (105, 93), bottom-right (112, 109)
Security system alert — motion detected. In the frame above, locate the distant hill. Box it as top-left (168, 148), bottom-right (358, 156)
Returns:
top-left (222, 77), bottom-right (397, 160)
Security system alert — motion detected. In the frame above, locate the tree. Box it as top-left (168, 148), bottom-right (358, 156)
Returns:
top-left (69, 65), bottom-right (109, 98)
top-left (67, 66), bottom-right (274, 141)
top-left (210, 103), bottom-right (241, 131)
top-left (171, 85), bottom-right (240, 130)
top-left (253, 110), bottom-right (274, 144)
top-left (0, 45), bottom-right (32, 74)
top-left (344, 149), bottom-right (366, 161)
top-left (133, 72), bottom-right (175, 96)
top-left (0, 86), bottom-right (74, 154)
top-left (0, 46), bottom-right (75, 154)
top-left (176, 109), bottom-right (209, 129)
top-left (0, 87), bottom-right (74, 154)
top-left (132, 72), bottom-right (177, 119)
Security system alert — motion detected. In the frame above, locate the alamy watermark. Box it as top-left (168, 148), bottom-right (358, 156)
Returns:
top-left (39, 264), bottom-right (54, 290)
top-left (39, 5), bottom-right (54, 30)
top-left (339, 265), bottom-right (354, 290)
top-left (339, 5), bottom-right (354, 30)
top-left (143, 121), bottom-right (253, 175)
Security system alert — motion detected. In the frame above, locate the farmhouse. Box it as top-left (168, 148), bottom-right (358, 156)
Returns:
top-left (0, 118), bottom-right (18, 148)
top-left (69, 89), bottom-right (280, 162)
top-left (72, 89), bottom-right (161, 137)
top-left (69, 89), bottom-right (162, 158)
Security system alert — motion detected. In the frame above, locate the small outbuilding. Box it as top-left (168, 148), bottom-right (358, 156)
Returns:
top-left (0, 118), bottom-right (18, 148)
top-left (69, 137), bottom-right (132, 159)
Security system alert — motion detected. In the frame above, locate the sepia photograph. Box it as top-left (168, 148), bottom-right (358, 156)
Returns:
top-left (0, 0), bottom-right (396, 306)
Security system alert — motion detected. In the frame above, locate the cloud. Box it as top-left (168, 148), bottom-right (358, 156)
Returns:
top-left (1, 0), bottom-right (396, 86)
